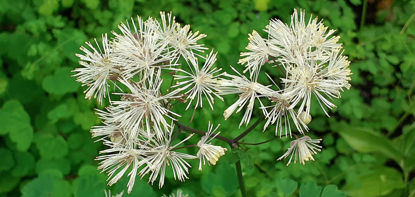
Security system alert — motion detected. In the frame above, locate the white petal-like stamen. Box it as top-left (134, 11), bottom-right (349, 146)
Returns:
top-left (277, 136), bottom-right (322, 165)
top-left (173, 51), bottom-right (224, 110)
top-left (196, 122), bottom-right (227, 170)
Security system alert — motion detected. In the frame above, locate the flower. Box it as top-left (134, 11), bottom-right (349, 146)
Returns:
top-left (112, 16), bottom-right (175, 80)
top-left (239, 30), bottom-right (275, 77)
top-left (262, 93), bottom-right (308, 137)
top-left (220, 67), bottom-right (272, 127)
top-left (277, 136), bottom-right (322, 165)
top-left (266, 9), bottom-right (341, 64)
top-left (97, 143), bottom-right (145, 194)
top-left (196, 122), bottom-right (227, 170)
top-left (104, 72), bottom-right (180, 139)
top-left (282, 50), bottom-right (351, 115)
top-left (74, 33), bottom-right (120, 104)
top-left (157, 12), bottom-right (207, 61)
top-left (173, 51), bottom-right (224, 110)
top-left (138, 130), bottom-right (196, 188)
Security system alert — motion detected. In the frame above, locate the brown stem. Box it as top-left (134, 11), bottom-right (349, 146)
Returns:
top-left (175, 121), bottom-right (234, 145)
top-left (239, 136), bottom-right (278, 146)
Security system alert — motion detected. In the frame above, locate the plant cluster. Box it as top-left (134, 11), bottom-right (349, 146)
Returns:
top-left (74, 9), bottom-right (351, 193)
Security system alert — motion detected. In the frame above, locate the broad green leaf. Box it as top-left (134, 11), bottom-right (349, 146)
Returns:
top-left (343, 167), bottom-right (405, 197)
top-left (35, 134), bottom-right (69, 159)
top-left (21, 175), bottom-right (72, 197)
top-left (275, 178), bottom-right (298, 196)
top-left (42, 67), bottom-right (79, 95)
top-left (0, 100), bottom-right (33, 151)
top-left (75, 175), bottom-right (106, 197)
top-left (201, 163), bottom-right (238, 196)
top-left (36, 158), bottom-right (71, 176)
top-left (337, 127), bottom-right (402, 162)
top-left (48, 103), bottom-right (72, 123)
top-left (299, 181), bottom-right (322, 197)
top-left (0, 148), bottom-right (15, 171)
top-left (12, 151), bottom-right (35, 177)
top-left (321, 185), bottom-right (346, 197)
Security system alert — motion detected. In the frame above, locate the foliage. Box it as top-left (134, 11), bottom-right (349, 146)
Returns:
top-left (0, 0), bottom-right (414, 196)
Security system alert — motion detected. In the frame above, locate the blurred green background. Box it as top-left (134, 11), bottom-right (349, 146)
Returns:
top-left (0, 0), bottom-right (415, 196)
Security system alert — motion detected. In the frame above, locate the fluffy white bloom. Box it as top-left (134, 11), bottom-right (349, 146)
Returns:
top-left (157, 12), bottom-right (207, 61)
top-left (173, 51), bottom-right (224, 110)
top-left (282, 50), bottom-right (351, 115)
top-left (266, 9), bottom-right (341, 63)
top-left (262, 93), bottom-right (308, 137)
top-left (220, 67), bottom-right (272, 127)
top-left (196, 122), bottom-right (227, 170)
top-left (239, 30), bottom-right (275, 76)
top-left (112, 16), bottom-right (175, 80)
top-left (105, 75), bottom-right (180, 139)
top-left (74, 34), bottom-right (121, 104)
top-left (97, 143), bottom-right (145, 194)
top-left (277, 136), bottom-right (322, 165)
top-left (138, 130), bottom-right (196, 188)
top-left (162, 189), bottom-right (189, 197)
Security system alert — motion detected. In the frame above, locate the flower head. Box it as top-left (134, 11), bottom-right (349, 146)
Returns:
top-left (277, 136), bottom-right (322, 165)
top-left (104, 74), bottom-right (180, 139)
top-left (173, 51), bottom-right (224, 110)
top-left (138, 130), bottom-right (196, 188)
top-left (157, 12), bottom-right (207, 61)
top-left (196, 122), bottom-right (227, 170)
top-left (113, 16), bottom-right (175, 80)
top-left (220, 67), bottom-right (272, 127)
top-left (74, 34), bottom-right (120, 104)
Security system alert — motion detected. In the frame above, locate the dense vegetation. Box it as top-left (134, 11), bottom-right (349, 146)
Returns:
top-left (0, 0), bottom-right (414, 196)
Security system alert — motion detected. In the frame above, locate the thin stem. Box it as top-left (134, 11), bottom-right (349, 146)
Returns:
top-left (232, 119), bottom-right (261, 144)
top-left (175, 121), bottom-right (234, 145)
top-left (360, 0), bottom-right (368, 30)
top-left (239, 137), bottom-right (279, 146)
top-left (401, 13), bottom-right (415, 34)
top-left (235, 160), bottom-right (247, 197)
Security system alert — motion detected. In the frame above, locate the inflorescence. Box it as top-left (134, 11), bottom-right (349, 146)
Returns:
top-left (74, 9), bottom-right (351, 193)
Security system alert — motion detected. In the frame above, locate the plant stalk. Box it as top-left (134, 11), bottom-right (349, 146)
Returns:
top-left (235, 160), bottom-right (247, 197)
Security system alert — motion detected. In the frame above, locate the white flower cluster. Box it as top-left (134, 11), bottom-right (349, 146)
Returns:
top-left (227, 9), bottom-right (351, 164)
top-left (74, 9), bottom-right (351, 193)
top-left (75, 12), bottom-right (227, 193)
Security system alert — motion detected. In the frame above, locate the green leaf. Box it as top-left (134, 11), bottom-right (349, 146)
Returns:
top-left (38, 0), bottom-right (59, 16)
top-left (0, 148), bottom-right (15, 171)
top-left (42, 67), bottom-right (79, 95)
top-left (12, 151), bottom-right (35, 177)
top-left (48, 103), bottom-right (72, 123)
top-left (21, 175), bottom-right (72, 197)
top-left (343, 167), bottom-right (405, 197)
top-left (35, 134), bottom-right (69, 159)
top-left (275, 178), bottom-right (298, 196)
top-left (321, 185), bottom-right (346, 197)
top-left (253, 0), bottom-right (269, 11)
top-left (201, 163), bottom-right (238, 196)
top-left (36, 158), bottom-right (71, 176)
top-left (75, 175), bottom-right (106, 197)
top-left (337, 127), bottom-right (403, 162)
top-left (0, 100), bottom-right (33, 151)
top-left (299, 181), bottom-right (322, 197)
